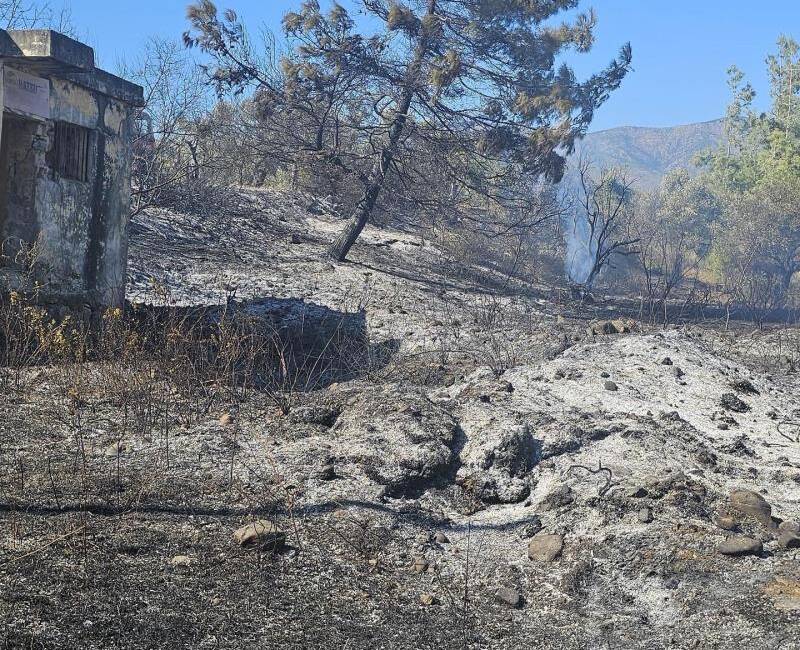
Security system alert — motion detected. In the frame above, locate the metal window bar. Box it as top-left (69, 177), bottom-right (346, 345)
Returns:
top-left (52, 122), bottom-right (90, 182)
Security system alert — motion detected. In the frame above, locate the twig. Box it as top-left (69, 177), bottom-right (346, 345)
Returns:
top-left (1, 524), bottom-right (88, 567)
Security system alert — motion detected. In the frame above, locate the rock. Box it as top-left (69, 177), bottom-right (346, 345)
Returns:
top-left (661, 357), bottom-right (673, 365)
top-left (720, 393), bottom-right (750, 413)
top-left (314, 464), bottom-right (336, 481)
top-left (718, 536), bottom-right (762, 557)
top-left (539, 485), bottom-right (575, 512)
top-left (411, 556), bottom-right (429, 573)
top-left (496, 587), bottom-right (522, 609)
top-left (729, 489), bottom-right (772, 527)
top-left (434, 532), bottom-right (450, 544)
top-left (455, 420), bottom-right (536, 504)
top-left (713, 514), bottom-right (737, 531)
top-left (779, 521), bottom-right (800, 534)
top-left (419, 593), bottom-right (437, 606)
top-left (528, 534), bottom-right (564, 562)
top-left (415, 532), bottom-right (432, 545)
top-left (637, 507), bottom-right (653, 523)
top-left (170, 555), bottom-right (194, 567)
top-left (219, 413), bottom-right (234, 427)
top-left (672, 366), bottom-right (685, 379)
top-left (233, 521), bottom-right (286, 551)
top-left (778, 532), bottom-right (800, 549)
top-left (518, 516), bottom-right (543, 539)
top-left (603, 380), bottom-right (618, 392)
top-left (104, 441), bottom-right (127, 457)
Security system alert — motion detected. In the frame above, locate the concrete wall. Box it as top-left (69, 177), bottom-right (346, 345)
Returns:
top-left (0, 71), bottom-right (135, 308)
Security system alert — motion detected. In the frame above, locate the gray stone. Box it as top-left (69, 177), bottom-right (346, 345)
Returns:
top-left (718, 536), bottom-right (762, 557)
top-left (729, 490), bottom-right (772, 527)
top-left (539, 485), bottom-right (575, 511)
top-left (496, 587), bottom-right (522, 609)
top-left (434, 532), bottom-right (450, 544)
top-left (604, 380), bottom-right (619, 392)
top-left (637, 507), bottom-right (653, 523)
top-left (528, 534), bottom-right (564, 562)
top-left (778, 532), bottom-right (800, 549)
top-left (411, 556), bottom-right (429, 573)
top-left (713, 514), bottom-right (737, 531)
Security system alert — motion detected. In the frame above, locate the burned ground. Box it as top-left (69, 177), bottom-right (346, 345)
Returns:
top-left (1, 188), bottom-right (799, 649)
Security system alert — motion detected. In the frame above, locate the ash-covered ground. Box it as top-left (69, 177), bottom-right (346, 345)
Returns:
top-left (1, 188), bottom-right (799, 649)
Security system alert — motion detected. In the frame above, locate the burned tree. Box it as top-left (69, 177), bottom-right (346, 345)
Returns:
top-left (185, 0), bottom-right (632, 261)
top-left (565, 159), bottom-right (638, 292)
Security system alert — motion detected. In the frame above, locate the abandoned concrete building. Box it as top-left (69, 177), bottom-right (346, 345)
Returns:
top-left (0, 29), bottom-right (144, 310)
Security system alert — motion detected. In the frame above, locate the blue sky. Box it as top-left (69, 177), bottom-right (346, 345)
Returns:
top-left (66, 0), bottom-right (799, 132)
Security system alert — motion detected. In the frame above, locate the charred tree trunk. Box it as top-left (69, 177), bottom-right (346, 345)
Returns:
top-left (327, 0), bottom-right (436, 262)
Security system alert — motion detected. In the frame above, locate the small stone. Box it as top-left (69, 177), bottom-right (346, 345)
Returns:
top-left (411, 556), bottom-right (429, 573)
top-left (314, 464), bottom-right (336, 481)
top-left (637, 507), bottom-right (653, 523)
top-left (778, 532), bottom-right (800, 549)
top-left (604, 380), bottom-right (618, 392)
top-left (233, 521), bottom-right (286, 551)
top-left (104, 441), bottom-right (127, 457)
top-left (415, 532), bottom-right (432, 545)
top-left (713, 514), bottom-right (737, 531)
top-left (170, 555), bottom-right (194, 567)
top-left (729, 490), bottom-right (772, 527)
top-left (528, 534), bottom-right (564, 562)
top-left (518, 516), bottom-right (543, 539)
top-left (219, 413), bottom-right (234, 427)
top-left (434, 532), bottom-right (450, 544)
top-left (672, 366), bottom-right (685, 378)
top-left (626, 485), bottom-right (648, 498)
top-left (779, 521), bottom-right (800, 534)
top-left (718, 536), bottom-right (762, 557)
top-left (419, 593), bottom-right (437, 606)
top-left (661, 357), bottom-right (673, 366)
top-left (600, 371), bottom-right (610, 378)
top-left (496, 587), bottom-right (522, 609)
top-left (539, 485), bottom-right (574, 511)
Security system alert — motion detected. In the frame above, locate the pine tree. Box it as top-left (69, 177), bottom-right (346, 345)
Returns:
top-left (185, 0), bottom-right (631, 261)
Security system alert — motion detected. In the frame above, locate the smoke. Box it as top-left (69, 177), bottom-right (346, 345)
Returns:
top-left (564, 211), bottom-right (596, 285)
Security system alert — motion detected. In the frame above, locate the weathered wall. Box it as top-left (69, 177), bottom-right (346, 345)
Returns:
top-left (0, 74), bottom-right (134, 307)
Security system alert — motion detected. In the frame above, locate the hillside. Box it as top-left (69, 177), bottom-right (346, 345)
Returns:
top-left (2, 189), bottom-right (799, 648)
top-left (571, 119), bottom-right (726, 188)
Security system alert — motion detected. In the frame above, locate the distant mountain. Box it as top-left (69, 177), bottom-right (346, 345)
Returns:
top-left (569, 119), bottom-right (725, 189)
